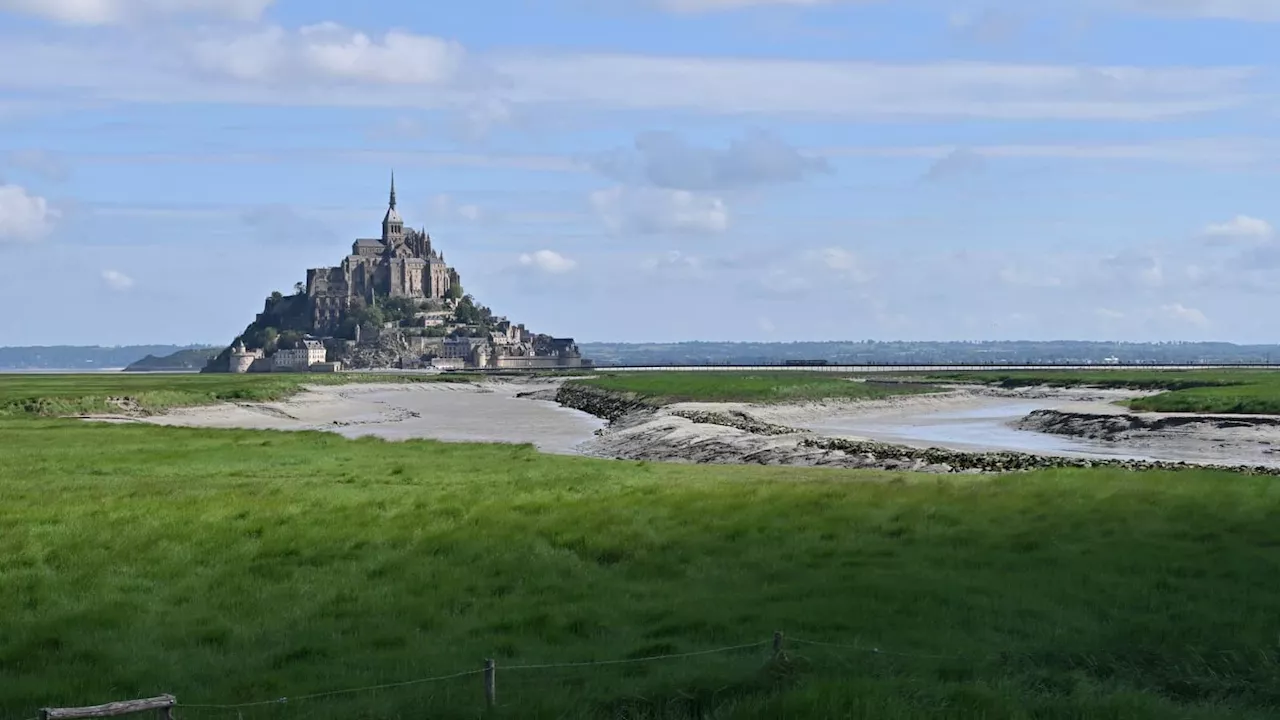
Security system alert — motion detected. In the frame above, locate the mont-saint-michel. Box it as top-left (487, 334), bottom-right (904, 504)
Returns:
top-left (204, 176), bottom-right (587, 373)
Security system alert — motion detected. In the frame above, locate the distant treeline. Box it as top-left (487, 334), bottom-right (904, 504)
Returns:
top-left (7, 340), bottom-right (1280, 371)
top-left (578, 341), bottom-right (1280, 367)
top-left (0, 345), bottom-right (217, 370)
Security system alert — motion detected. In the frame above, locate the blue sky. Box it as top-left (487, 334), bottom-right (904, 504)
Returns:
top-left (1, 0), bottom-right (1279, 345)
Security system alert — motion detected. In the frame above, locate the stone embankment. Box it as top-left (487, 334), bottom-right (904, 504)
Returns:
top-left (553, 382), bottom-right (655, 422)
top-left (554, 383), bottom-right (1280, 476)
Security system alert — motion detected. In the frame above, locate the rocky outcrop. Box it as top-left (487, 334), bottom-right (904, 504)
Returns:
top-left (554, 382), bottom-right (654, 422)
top-left (668, 410), bottom-right (804, 436)
top-left (1016, 409), bottom-right (1280, 441)
top-left (800, 437), bottom-right (1280, 475)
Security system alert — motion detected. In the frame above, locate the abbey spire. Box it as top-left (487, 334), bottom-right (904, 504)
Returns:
top-left (382, 171), bottom-right (403, 241)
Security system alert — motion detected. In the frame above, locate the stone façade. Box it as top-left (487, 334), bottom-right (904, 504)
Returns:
top-left (306, 174), bottom-right (460, 335)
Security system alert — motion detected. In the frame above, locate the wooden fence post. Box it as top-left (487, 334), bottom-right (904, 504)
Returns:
top-left (484, 658), bottom-right (496, 710)
top-left (39, 695), bottom-right (176, 720)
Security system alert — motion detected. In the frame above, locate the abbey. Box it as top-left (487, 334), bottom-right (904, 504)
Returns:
top-left (209, 175), bottom-right (587, 373)
top-left (306, 175), bottom-right (460, 334)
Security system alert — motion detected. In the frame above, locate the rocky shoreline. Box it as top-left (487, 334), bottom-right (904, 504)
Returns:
top-left (552, 382), bottom-right (1280, 476)
top-left (1016, 408), bottom-right (1280, 441)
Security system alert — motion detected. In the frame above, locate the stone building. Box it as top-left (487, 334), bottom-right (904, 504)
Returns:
top-left (306, 175), bottom-right (459, 334)
top-left (229, 340), bottom-right (265, 374)
top-left (273, 339), bottom-right (327, 371)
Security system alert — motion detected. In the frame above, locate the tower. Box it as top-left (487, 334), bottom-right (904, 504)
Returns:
top-left (381, 171), bottom-right (404, 243)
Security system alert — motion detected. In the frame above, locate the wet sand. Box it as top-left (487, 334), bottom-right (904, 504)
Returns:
top-left (85, 380), bottom-right (1280, 471)
top-left (93, 381), bottom-right (606, 455)
top-left (682, 385), bottom-right (1280, 468)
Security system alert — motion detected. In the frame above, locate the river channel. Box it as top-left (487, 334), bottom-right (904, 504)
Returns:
top-left (800, 400), bottom-right (1161, 462)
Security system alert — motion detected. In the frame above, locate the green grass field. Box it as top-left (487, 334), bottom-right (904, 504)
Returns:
top-left (574, 371), bottom-right (936, 405)
top-left (2, 374), bottom-right (1280, 718)
top-left (0, 372), bottom-right (468, 418)
top-left (925, 369), bottom-right (1280, 414)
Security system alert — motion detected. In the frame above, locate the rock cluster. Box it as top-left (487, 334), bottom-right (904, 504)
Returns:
top-left (341, 333), bottom-right (419, 370)
top-left (668, 410), bottom-right (804, 436)
top-left (554, 383), bottom-right (654, 422)
top-left (1016, 409), bottom-right (1280, 441)
top-left (798, 437), bottom-right (1280, 475)
top-left (557, 383), bottom-right (1280, 476)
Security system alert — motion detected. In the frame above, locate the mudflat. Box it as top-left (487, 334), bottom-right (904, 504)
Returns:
top-left (86, 378), bottom-right (1280, 470)
top-left (94, 380), bottom-right (606, 455)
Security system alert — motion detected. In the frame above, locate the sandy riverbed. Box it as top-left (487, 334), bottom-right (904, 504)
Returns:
top-left (90, 380), bottom-right (606, 455)
top-left (85, 380), bottom-right (1280, 471)
top-left (575, 384), bottom-right (1280, 470)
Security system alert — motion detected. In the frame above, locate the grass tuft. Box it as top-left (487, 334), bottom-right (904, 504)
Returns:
top-left (925, 369), bottom-right (1280, 414)
top-left (0, 372), bottom-right (467, 417)
top-left (572, 371), bottom-right (937, 405)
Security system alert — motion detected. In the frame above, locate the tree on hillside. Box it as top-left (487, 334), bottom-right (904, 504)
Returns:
top-left (381, 296), bottom-right (420, 325)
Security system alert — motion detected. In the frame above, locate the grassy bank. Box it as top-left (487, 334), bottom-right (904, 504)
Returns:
top-left (0, 372), bottom-right (467, 417)
top-left (2, 380), bottom-right (1280, 717)
top-left (572, 371), bottom-right (937, 406)
top-left (926, 369), bottom-right (1280, 414)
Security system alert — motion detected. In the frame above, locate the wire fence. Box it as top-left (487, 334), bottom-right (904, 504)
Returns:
top-left (16, 632), bottom-right (986, 720)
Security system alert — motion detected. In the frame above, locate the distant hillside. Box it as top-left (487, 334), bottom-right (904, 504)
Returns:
top-left (578, 341), bottom-right (1280, 367)
top-left (123, 348), bottom-right (220, 372)
top-left (0, 345), bottom-right (216, 371)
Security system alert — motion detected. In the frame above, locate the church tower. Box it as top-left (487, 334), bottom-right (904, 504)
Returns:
top-left (381, 172), bottom-right (404, 243)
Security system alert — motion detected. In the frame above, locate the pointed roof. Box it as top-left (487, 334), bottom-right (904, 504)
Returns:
top-left (383, 171), bottom-right (402, 225)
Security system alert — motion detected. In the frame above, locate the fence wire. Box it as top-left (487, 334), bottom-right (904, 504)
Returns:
top-left (9, 633), bottom-right (1028, 720)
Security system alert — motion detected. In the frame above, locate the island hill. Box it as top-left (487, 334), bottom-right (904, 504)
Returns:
top-left (205, 176), bottom-right (588, 373)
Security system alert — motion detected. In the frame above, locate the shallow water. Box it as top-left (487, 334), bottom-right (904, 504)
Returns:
top-left (804, 401), bottom-right (1159, 462)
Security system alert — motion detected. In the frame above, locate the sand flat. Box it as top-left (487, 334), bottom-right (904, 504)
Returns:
top-left (116, 381), bottom-right (607, 455)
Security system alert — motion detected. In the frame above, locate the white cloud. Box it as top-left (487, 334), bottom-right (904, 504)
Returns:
top-left (822, 138), bottom-right (1279, 167)
top-left (591, 129), bottom-right (831, 190)
top-left (806, 247), bottom-right (872, 283)
top-left (1203, 214), bottom-right (1274, 241)
top-left (1162, 302), bottom-right (1209, 327)
top-left (758, 316), bottom-right (777, 333)
top-left (518, 250), bottom-right (577, 274)
top-left (190, 23), bottom-right (467, 86)
top-left (0, 184), bottom-right (57, 242)
top-left (430, 194), bottom-right (484, 223)
top-left (101, 269), bottom-right (135, 291)
top-left (0, 33), bottom-right (1256, 122)
top-left (998, 266), bottom-right (1064, 288)
top-left (0, 0), bottom-right (274, 24)
top-left (922, 148), bottom-right (986, 182)
top-left (590, 186), bottom-right (729, 235)
top-left (1096, 308), bottom-right (1125, 320)
top-left (657, 0), bottom-right (845, 11)
top-left (501, 55), bottom-right (1255, 121)
top-left (757, 268), bottom-right (811, 297)
top-left (655, 0), bottom-right (1280, 22)
top-left (641, 250), bottom-right (704, 277)
top-left (1123, 0), bottom-right (1280, 22)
